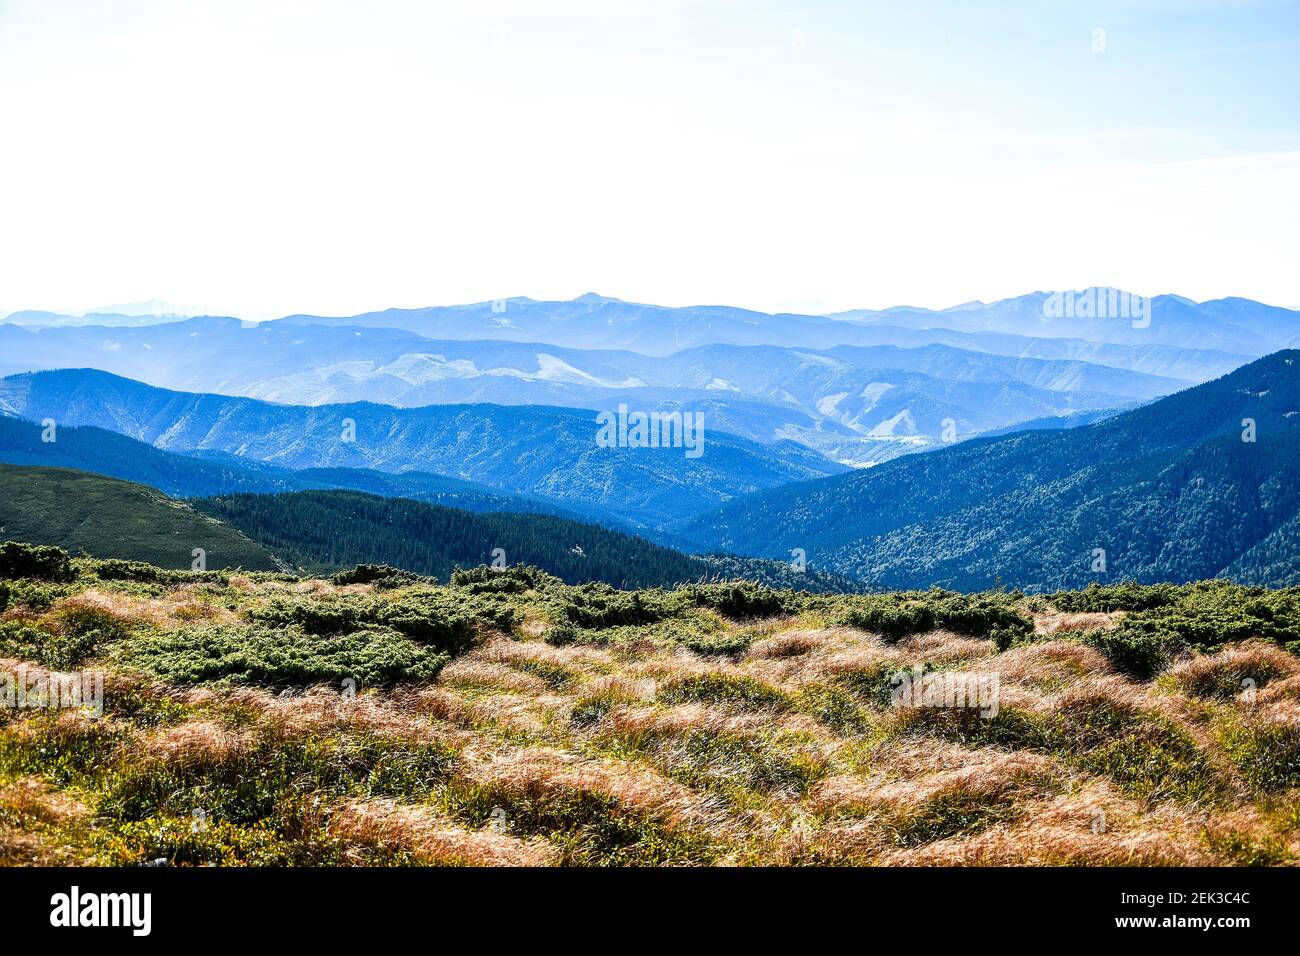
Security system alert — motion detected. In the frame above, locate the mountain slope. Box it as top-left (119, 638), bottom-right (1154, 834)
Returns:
top-left (0, 415), bottom-right (302, 497)
top-left (192, 489), bottom-right (858, 591)
top-left (0, 369), bottom-right (846, 528)
top-left (0, 464), bottom-right (279, 570)
top-left (0, 415), bottom-right (621, 525)
top-left (675, 351), bottom-right (1300, 590)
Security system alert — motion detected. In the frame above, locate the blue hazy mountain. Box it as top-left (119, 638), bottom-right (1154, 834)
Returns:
top-left (673, 351), bottom-right (1300, 591)
top-left (0, 314), bottom-right (1212, 466)
top-left (830, 290), bottom-right (1300, 354)
top-left (0, 369), bottom-right (845, 528)
top-left (278, 289), bottom-right (1291, 362)
top-left (2, 289), bottom-right (1285, 469)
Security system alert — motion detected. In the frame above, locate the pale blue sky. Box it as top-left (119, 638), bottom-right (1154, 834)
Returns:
top-left (1, 0), bottom-right (1297, 318)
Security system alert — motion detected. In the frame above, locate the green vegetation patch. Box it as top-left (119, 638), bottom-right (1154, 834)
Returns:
top-left (833, 590), bottom-right (1034, 646)
top-left (1080, 619), bottom-right (1187, 681)
top-left (1217, 717), bottom-right (1300, 793)
top-left (0, 541), bottom-right (75, 582)
top-left (251, 589), bottom-right (518, 655)
top-left (440, 779), bottom-right (717, 866)
top-left (657, 672), bottom-right (792, 712)
top-left (884, 789), bottom-right (1028, 848)
top-left (112, 625), bottom-right (449, 689)
top-left (1052, 580), bottom-right (1300, 658)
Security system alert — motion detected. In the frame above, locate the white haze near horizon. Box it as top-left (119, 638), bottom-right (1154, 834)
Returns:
top-left (1, 0), bottom-right (1298, 320)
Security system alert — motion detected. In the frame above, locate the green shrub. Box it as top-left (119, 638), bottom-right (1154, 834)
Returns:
top-left (1053, 581), bottom-right (1300, 655)
top-left (251, 591), bottom-right (516, 655)
top-left (1081, 620), bottom-right (1186, 680)
top-left (0, 603), bottom-right (127, 669)
top-left (682, 582), bottom-right (792, 620)
top-left (932, 594), bottom-right (1034, 644)
top-left (837, 591), bottom-right (1033, 644)
top-left (0, 580), bottom-right (76, 614)
top-left (544, 622), bottom-right (579, 646)
top-left (1047, 581), bottom-right (1182, 613)
top-left (557, 584), bottom-right (679, 628)
top-left (112, 624), bottom-right (448, 689)
top-left (678, 632), bottom-right (753, 656)
top-left (89, 559), bottom-right (218, 586)
top-left (657, 672), bottom-right (790, 712)
top-left (838, 597), bottom-right (936, 640)
top-left (331, 564), bottom-right (432, 588)
top-left (450, 564), bottom-right (557, 594)
top-left (0, 620), bottom-right (54, 666)
top-left (0, 541), bottom-right (74, 582)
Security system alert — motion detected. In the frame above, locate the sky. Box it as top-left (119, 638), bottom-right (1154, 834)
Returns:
top-left (1, 0), bottom-right (1297, 319)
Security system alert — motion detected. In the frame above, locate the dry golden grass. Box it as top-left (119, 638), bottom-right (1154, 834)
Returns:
top-left (872, 785), bottom-right (1218, 866)
top-left (0, 781), bottom-right (92, 863)
top-left (1166, 640), bottom-right (1299, 700)
top-left (439, 660), bottom-right (552, 695)
top-left (0, 777), bottom-right (88, 827)
top-left (151, 719), bottom-right (251, 766)
top-left (978, 640), bottom-right (1113, 690)
top-left (1033, 610), bottom-right (1123, 636)
top-left (329, 798), bottom-right (556, 866)
top-left (462, 746), bottom-right (729, 833)
top-left (748, 633), bottom-right (817, 659)
top-left (809, 748), bottom-right (1060, 817)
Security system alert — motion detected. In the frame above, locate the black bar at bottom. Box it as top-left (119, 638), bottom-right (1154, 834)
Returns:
top-left (0, 865), bottom-right (1288, 943)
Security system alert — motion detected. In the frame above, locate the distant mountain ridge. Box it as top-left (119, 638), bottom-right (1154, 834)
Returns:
top-left (830, 290), bottom-right (1300, 354)
top-left (0, 312), bottom-right (1223, 466)
top-left (277, 288), bottom-right (1295, 359)
top-left (0, 460), bottom-right (861, 592)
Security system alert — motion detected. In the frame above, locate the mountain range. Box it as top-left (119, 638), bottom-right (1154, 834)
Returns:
top-left (277, 290), bottom-right (1297, 357)
top-left (2, 289), bottom-right (1297, 591)
top-left (0, 460), bottom-right (858, 591)
top-left (5, 292), bottom-right (1272, 464)
top-left (0, 368), bottom-right (844, 529)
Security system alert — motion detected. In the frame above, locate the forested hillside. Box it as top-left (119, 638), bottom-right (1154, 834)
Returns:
top-left (194, 490), bottom-right (707, 588)
top-left (678, 351), bottom-right (1300, 590)
top-left (193, 489), bottom-right (859, 591)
